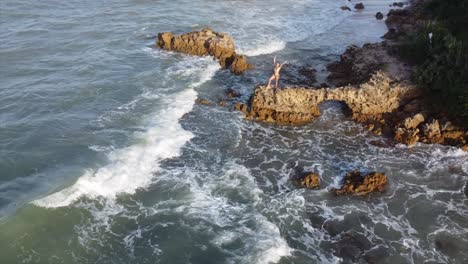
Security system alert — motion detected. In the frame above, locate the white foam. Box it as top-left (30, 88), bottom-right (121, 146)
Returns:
top-left (239, 40), bottom-right (286, 57)
top-left (34, 59), bottom-right (220, 208)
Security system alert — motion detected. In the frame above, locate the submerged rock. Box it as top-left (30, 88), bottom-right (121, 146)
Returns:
top-left (341, 6), bottom-right (351, 11)
top-left (331, 231), bottom-right (372, 261)
top-left (332, 170), bottom-right (387, 195)
top-left (156, 28), bottom-right (252, 75)
top-left (355, 3), bottom-right (365, 10)
top-left (376, 12), bottom-right (384, 20)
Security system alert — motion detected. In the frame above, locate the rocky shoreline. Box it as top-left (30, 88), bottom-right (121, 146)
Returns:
top-left (235, 2), bottom-right (467, 151)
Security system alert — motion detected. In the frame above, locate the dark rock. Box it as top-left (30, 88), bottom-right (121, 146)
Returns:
top-left (363, 246), bottom-right (389, 264)
top-left (226, 88), bottom-right (241, 99)
top-left (341, 6), bottom-right (351, 11)
top-left (376, 12), bottom-right (384, 20)
top-left (392, 2), bottom-right (406, 7)
top-left (331, 231), bottom-right (372, 261)
top-left (354, 3), bottom-right (365, 10)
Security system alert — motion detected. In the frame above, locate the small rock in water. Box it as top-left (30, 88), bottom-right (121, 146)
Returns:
top-left (332, 170), bottom-right (387, 195)
top-left (376, 12), bottom-right (384, 20)
top-left (291, 170), bottom-right (320, 189)
top-left (355, 3), bottom-right (365, 10)
top-left (340, 6), bottom-right (351, 11)
top-left (196, 98), bottom-right (212, 106)
top-left (226, 88), bottom-right (241, 99)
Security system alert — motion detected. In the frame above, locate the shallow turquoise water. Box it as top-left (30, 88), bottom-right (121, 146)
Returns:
top-left (1, 0), bottom-right (467, 263)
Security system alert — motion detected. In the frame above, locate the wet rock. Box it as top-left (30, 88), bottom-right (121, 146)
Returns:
top-left (292, 172), bottom-right (320, 189)
top-left (332, 170), bottom-right (387, 195)
top-left (156, 28), bottom-right (251, 75)
top-left (402, 98), bottom-right (422, 112)
top-left (394, 127), bottom-right (420, 146)
top-left (402, 113), bottom-right (425, 129)
top-left (354, 3), bottom-right (365, 10)
top-left (235, 102), bottom-right (248, 114)
top-left (376, 12), bottom-right (384, 20)
top-left (341, 6), bottom-right (351, 11)
top-left (331, 231), bottom-right (371, 261)
top-left (195, 98), bottom-right (212, 106)
top-left (363, 246), bottom-right (389, 264)
top-left (226, 88), bottom-right (241, 99)
top-left (422, 119), bottom-right (441, 140)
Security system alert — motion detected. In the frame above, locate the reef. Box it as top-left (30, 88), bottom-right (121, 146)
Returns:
top-left (156, 28), bottom-right (252, 75)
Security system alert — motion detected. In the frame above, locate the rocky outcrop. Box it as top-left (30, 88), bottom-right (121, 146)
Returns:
top-left (292, 172), bottom-right (320, 189)
top-left (238, 71), bottom-right (421, 125)
top-left (332, 171), bottom-right (387, 195)
top-left (156, 28), bottom-right (252, 75)
top-left (326, 42), bottom-right (410, 86)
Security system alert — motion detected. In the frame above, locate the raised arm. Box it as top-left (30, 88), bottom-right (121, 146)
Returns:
top-left (273, 56), bottom-right (277, 64)
top-left (279, 61), bottom-right (288, 70)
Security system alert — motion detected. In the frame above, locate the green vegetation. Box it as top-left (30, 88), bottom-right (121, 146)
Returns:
top-left (400, 0), bottom-right (468, 120)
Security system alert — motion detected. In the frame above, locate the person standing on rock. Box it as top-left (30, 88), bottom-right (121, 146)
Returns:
top-left (267, 56), bottom-right (287, 90)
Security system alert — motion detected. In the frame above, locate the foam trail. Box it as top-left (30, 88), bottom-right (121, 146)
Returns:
top-left (34, 61), bottom-right (220, 208)
top-left (239, 40), bottom-right (286, 57)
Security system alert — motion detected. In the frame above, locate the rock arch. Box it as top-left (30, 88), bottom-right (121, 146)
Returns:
top-left (237, 72), bottom-right (421, 125)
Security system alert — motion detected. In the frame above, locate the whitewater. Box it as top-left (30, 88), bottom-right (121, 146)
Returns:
top-left (1, 0), bottom-right (467, 263)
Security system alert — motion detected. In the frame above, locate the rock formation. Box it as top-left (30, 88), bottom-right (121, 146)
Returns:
top-left (237, 71), bottom-right (421, 125)
top-left (292, 172), bottom-right (320, 189)
top-left (332, 171), bottom-right (387, 195)
top-left (156, 28), bottom-right (252, 75)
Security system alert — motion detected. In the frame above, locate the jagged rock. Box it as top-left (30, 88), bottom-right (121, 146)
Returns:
top-left (402, 113), bottom-right (425, 129)
top-left (355, 3), bottom-right (365, 10)
top-left (376, 12), bottom-right (384, 20)
top-left (235, 102), bottom-right (248, 114)
top-left (394, 127), bottom-right (420, 146)
top-left (292, 172), bottom-right (320, 189)
top-left (156, 28), bottom-right (251, 75)
top-left (422, 119), bottom-right (441, 140)
top-left (241, 71), bottom-right (421, 125)
top-left (341, 6), bottom-right (351, 11)
top-left (326, 43), bottom-right (410, 86)
top-left (332, 171), bottom-right (387, 195)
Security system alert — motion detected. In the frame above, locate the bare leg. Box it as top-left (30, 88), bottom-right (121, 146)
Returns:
top-left (267, 75), bottom-right (275, 88)
top-left (275, 75), bottom-right (279, 89)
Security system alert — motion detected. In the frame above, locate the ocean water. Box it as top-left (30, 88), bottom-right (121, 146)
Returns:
top-left (1, 0), bottom-right (467, 263)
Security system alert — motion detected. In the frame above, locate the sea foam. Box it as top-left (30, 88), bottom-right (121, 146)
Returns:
top-left (34, 59), bottom-right (220, 208)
